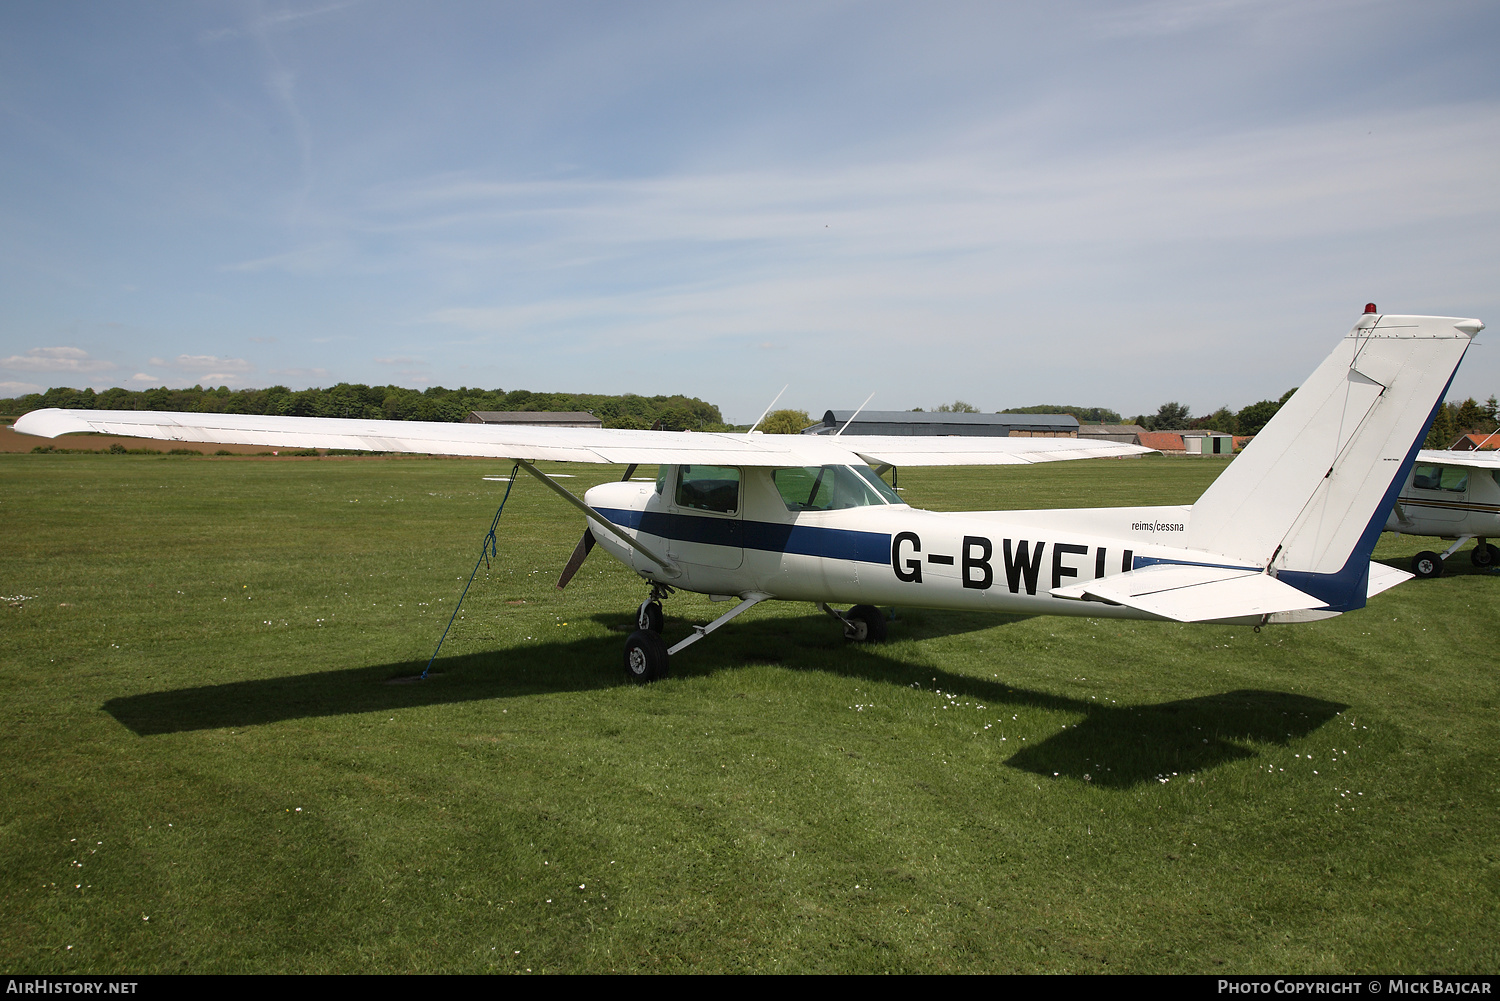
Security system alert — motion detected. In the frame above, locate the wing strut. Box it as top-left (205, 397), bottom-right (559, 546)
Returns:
top-left (666, 593), bottom-right (770, 656)
top-left (515, 460), bottom-right (681, 578)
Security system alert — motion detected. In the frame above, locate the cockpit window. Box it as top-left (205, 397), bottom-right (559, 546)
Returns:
top-left (676, 465), bottom-right (740, 514)
top-left (773, 465), bottom-right (901, 511)
top-left (1413, 464), bottom-right (1468, 492)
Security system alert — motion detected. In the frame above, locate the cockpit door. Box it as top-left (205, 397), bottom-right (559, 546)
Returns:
top-left (665, 464), bottom-right (745, 570)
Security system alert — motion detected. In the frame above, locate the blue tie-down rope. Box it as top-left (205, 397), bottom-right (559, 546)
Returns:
top-left (422, 463), bottom-right (520, 680)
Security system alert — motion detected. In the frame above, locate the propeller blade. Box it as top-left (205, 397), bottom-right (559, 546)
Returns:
top-left (556, 464), bottom-right (636, 589)
top-left (556, 528), bottom-right (596, 590)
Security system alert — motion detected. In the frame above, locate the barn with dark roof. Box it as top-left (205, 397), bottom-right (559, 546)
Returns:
top-left (801, 410), bottom-right (1078, 437)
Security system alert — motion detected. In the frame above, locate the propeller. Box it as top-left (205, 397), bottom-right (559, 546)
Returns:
top-left (556, 463), bottom-right (638, 589)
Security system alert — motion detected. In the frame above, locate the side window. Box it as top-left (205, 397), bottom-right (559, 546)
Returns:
top-left (676, 465), bottom-right (740, 514)
top-left (655, 465), bottom-right (668, 495)
top-left (1439, 466), bottom-right (1469, 492)
top-left (1412, 465), bottom-right (1441, 490)
top-left (773, 465), bottom-right (894, 511)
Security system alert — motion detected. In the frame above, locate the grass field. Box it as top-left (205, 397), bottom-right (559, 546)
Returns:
top-left (2, 451), bottom-right (1497, 974)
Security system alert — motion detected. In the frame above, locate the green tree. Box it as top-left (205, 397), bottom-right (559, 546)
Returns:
top-left (758, 409), bottom-right (813, 434)
top-left (1194, 407), bottom-right (1236, 435)
top-left (1233, 389), bottom-right (1296, 437)
top-left (1001, 405), bottom-right (1123, 424)
top-left (935, 400), bottom-right (980, 413)
top-left (1454, 397), bottom-right (1484, 434)
top-left (1150, 402), bottom-right (1192, 430)
top-left (1425, 402), bottom-right (1458, 449)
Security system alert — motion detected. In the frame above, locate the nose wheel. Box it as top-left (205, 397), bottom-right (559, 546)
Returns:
top-left (637, 599), bottom-right (664, 633)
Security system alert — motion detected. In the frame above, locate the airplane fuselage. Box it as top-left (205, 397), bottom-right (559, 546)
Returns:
top-left (1385, 455), bottom-right (1500, 539)
top-left (585, 466), bottom-right (1248, 622)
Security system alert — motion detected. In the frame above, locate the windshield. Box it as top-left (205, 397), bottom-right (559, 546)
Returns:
top-left (773, 465), bottom-right (902, 511)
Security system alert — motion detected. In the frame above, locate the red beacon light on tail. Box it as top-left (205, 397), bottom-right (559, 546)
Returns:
top-left (1365, 303), bottom-right (1378, 314)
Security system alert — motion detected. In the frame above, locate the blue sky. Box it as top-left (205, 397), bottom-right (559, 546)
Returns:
top-left (3, 1), bottom-right (1498, 422)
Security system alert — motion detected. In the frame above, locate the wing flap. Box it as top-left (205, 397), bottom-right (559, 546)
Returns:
top-left (1051, 562), bottom-right (1326, 622)
top-left (851, 436), bottom-right (1155, 466)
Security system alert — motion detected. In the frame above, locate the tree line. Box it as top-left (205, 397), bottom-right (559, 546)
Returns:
top-left (1, 383), bottom-right (731, 431)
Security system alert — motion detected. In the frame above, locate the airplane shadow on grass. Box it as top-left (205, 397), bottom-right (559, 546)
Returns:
top-left (104, 608), bottom-right (1345, 789)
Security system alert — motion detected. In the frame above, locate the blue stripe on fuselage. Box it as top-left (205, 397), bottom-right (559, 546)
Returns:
top-left (593, 507), bottom-right (892, 565)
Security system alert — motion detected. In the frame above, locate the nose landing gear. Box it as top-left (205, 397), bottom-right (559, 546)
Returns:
top-left (622, 586), bottom-right (770, 683)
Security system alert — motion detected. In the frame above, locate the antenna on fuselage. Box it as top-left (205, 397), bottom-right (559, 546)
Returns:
top-left (835, 392), bottom-right (876, 436)
top-left (744, 385), bottom-right (789, 438)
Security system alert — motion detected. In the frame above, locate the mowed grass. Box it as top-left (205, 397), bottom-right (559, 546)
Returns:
top-left (1, 452), bottom-right (1497, 974)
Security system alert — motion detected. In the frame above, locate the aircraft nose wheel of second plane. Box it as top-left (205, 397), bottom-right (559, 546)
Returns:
top-left (1470, 541), bottom-right (1499, 568)
top-left (1412, 551), bottom-right (1443, 579)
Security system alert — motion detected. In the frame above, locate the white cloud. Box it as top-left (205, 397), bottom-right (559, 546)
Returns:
top-left (267, 367), bottom-right (329, 380)
top-left (0, 381), bottom-right (43, 396)
top-left (0, 347), bottom-right (116, 374)
top-left (173, 355), bottom-right (253, 373)
top-left (127, 373), bottom-right (161, 384)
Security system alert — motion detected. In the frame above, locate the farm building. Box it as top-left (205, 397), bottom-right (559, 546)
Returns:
top-left (1133, 431), bottom-right (1235, 455)
top-left (1078, 424), bottom-right (1149, 444)
top-left (1183, 431), bottom-right (1235, 455)
top-left (801, 410), bottom-right (1079, 437)
top-left (1452, 433), bottom-right (1500, 451)
top-left (465, 411), bottom-right (603, 428)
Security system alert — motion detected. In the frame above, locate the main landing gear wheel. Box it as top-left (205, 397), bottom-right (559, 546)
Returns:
top-left (637, 599), bottom-right (664, 633)
top-left (1412, 551), bottom-right (1444, 579)
top-left (624, 629), bottom-right (669, 684)
top-left (1470, 542), bottom-right (1500, 568)
top-left (844, 605), bottom-right (888, 643)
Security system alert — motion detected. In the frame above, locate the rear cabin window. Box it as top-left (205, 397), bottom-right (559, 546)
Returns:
top-left (675, 465), bottom-right (740, 514)
top-left (1413, 465), bottom-right (1468, 492)
top-left (773, 465), bottom-right (901, 511)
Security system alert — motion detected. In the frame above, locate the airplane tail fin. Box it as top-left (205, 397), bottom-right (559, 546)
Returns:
top-left (1182, 312), bottom-right (1481, 611)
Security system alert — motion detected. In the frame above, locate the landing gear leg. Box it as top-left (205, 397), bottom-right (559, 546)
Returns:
top-left (636, 582), bottom-right (673, 632)
top-left (621, 589), bottom-right (769, 683)
top-left (1470, 538), bottom-right (1500, 568)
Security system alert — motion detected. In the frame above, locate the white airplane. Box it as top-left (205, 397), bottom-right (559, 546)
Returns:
top-left (15, 309), bottom-right (1483, 684)
top-left (1385, 447), bottom-right (1500, 577)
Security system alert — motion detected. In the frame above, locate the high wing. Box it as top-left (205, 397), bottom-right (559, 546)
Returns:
top-left (1413, 448), bottom-right (1500, 471)
top-left (12, 409), bottom-right (1155, 466)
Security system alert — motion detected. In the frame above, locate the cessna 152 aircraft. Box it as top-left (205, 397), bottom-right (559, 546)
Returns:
top-left (1386, 446), bottom-right (1500, 577)
top-left (14, 309), bottom-right (1483, 683)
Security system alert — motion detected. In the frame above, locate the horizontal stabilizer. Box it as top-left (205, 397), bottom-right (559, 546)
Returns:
top-left (1366, 561), bottom-right (1412, 598)
top-left (1051, 562), bottom-right (1326, 623)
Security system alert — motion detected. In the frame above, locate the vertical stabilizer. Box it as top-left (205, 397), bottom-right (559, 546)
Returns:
top-left (1182, 313), bottom-right (1481, 609)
